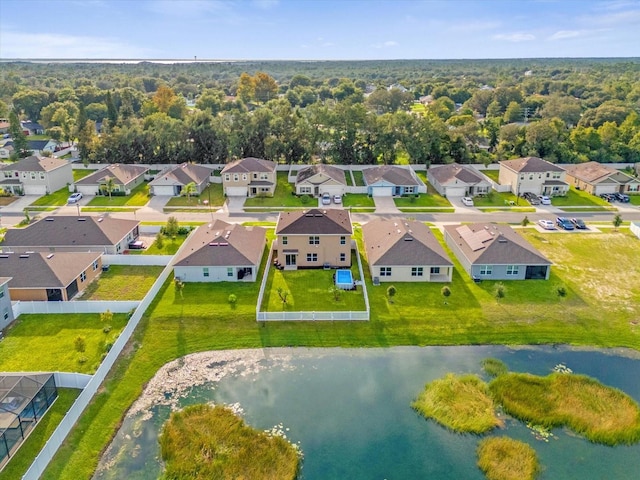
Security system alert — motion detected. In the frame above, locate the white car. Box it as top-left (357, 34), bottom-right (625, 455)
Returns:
top-left (333, 194), bottom-right (342, 204)
top-left (461, 197), bottom-right (474, 206)
top-left (537, 195), bottom-right (552, 205)
top-left (321, 192), bottom-right (331, 205)
top-left (67, 193), bottom-right (83, 204)
top-left (537, 219), bottom-right (555, 230)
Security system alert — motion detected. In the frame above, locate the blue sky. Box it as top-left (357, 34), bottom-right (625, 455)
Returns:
top-left (1, 0), bottom-right (639, 59)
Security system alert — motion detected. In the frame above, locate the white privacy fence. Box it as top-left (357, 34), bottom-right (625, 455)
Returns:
top-left (12, 301), bottom-right (139, 317)
top-left (102, 254), bottom-right (172, 266)
top-left (21, 238), bottom-right (188, 480)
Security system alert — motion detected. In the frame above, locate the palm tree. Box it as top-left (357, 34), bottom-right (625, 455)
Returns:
top-left (182, 182), bottom-right (198, 204)
top-left (103, 176), bottom-right (115, 200)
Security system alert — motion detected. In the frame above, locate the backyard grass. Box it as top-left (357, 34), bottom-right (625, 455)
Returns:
top-left (86, 182), bottom-right (149, 207)
top-left (394, 178), bottom-right (451, 208)
top-left (78, 265), bottom-right (163, 301)
top-left (630, 195), bottom-right (640, 205)
top-left (165, 183), bottom-right (225, 207)
top-left (30, 187), bottom-right (70, 207)
top-left (473, 191), bottom-right (520, 207)
top-left (0, 389), bottom-right (81, 480)
top-left (0, 314), bottom-right (128, 374)
top-left (342, 193), bottom-right (375, 208)
top-left (481, 169), bottom-right (501, 182)
top-left (412, 373), bottom-right (502, 434)
top-left (352, 170), bottom-right (365, 186)
top-left (243, 172), bottom-right (307, 208)
top-left (42, 228), bottom-right (640, 480)
top-left (142, 233), bottom-right (189, 255)
top-left (477, 437), bottom-right (539, 480)
top-left (72, 169), bottom-right (96, 181)
top-left (550, 187), bottom-right (610, 207)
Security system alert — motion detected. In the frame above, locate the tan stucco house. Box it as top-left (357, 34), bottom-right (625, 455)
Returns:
top-left (74, 164), bottom-right (149, 196)
top-left (498, 157), bottom-right (569, 196)
top-left (221, 157), bottom-right (277, 197)
top-left (148, 163), bottom-right (212, 196)
top-left (562, 161), bottom-right (640, 195)
top-left (427, 163), bottom-right (492, 198)
top-left (295, 164), bottom-right (346, 197)
top-left (0, 156), bottom-right (73, 195)
top-left (274, 208), bottom-right (352, 270)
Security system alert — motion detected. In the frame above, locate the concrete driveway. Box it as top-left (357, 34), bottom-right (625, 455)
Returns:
top-left (0, 195), bottom-right (40, 214)
top-left (226, 196), bottom-right (246, 214)
top-left (373, 196), bottom-right (399, 214)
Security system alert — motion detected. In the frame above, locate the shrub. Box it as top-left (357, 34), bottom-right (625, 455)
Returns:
top-left (77, 355), bottom-right (88, 364)
top-left (300, 194), bottom-right (311, 204)
top-left (482, 358), bottom-right (508, 377)
top-left (494, 282), bottom-right (506, 299)
top-left (228, 293), bottom-right (237, 306)
top-left (104, 341), bottom-right (113, 353)
top-left (556, 285), bottom-right (567, 297)
top-left (74, 336), bottom-right (86, 353)
top-left (521, 215), bottom-right (530, 227)
top-left (477, 437), bottom-right (539, 480)
top-left (154, 233), bottom-right (164, 249)
top-left (102, 325), bottom-right (112, 334)
top-left (441, 286), bottom-right (451, 297)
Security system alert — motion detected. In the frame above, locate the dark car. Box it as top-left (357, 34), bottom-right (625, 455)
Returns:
top-left (600, 193), bottom-right (615, 202)
top-left (522, 192), bottom-right (540, 205)
top-left (570, 218), bottom-right (587, 229)
top-left (614, 193), bottom-right (630, 203)
top-left (128, 241), bottom-right (146, 249)
top-left (556, 217), bottom-right (575, 230)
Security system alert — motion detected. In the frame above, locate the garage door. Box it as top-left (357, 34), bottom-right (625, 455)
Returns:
top-left (150, 185), bottom-right (176, 196)
top-left (371, 186), bottom-right (393, 197)
top-left (594, 185), bottom-right (617, 195)
top-left (24, 185), bottom-right (47, 195)
top-left (445, 186), bottom-right (467, 197)
top-left (225, 186), bottom-right (248, 197)
top-left (77, 185), bottom-right (98, 196)
top-left (319, 186), bottom-right (343, 196)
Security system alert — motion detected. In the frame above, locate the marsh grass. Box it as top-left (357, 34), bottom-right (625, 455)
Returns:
top-left (490, 373), bottom-right (640, 446)
top-left (412, 373), bottom-right (503, 434)
top-left (481, 358), bottom-right (508, 377)
top-left (159, 404), bottom-right (299, 480)
top-left (477, 436), bottom-right (539, 480)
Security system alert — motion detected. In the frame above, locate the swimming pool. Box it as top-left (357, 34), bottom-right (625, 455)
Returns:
top-left (335, 269), bottom-right (354, 289)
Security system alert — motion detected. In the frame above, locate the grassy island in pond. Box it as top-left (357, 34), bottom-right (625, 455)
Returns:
top-left (412, 373), bottom-right (503, 434)
top-left (490, 373), bottom-right (640, 446)
top-left (477, 437), bottom-right (539, 480)
top-left (159, 404), bottom-right (300, 480)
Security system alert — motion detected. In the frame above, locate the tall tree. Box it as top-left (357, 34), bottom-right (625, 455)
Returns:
top-left (8, 111), bottom-right (29, 158)
top-left (12, 89), bottom-right (49, 121)
top-left (254, 72), bottom-right (278, 103)
top-left (237, 73), bottom-right (255, 103)
top-left (105, 91), bottom-right (118, 124)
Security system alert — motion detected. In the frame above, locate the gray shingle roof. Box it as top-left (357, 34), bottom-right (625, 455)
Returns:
top-left (428, 163), bottom-right (486, 185)
top-left (562, 161), bottom-right (636, 185)
top-left (363, 219), bottom-right (452, 267)
top-left (221, 157), bottom-right (276, 174)
top-left (363, 165), bottom-right (420, 186)
top-left (444, 223), bottom-right (550, 266)
top-left (276, 209), bottom-right (352, 235)
top-left (174, 220), bottom-right (266, 267)
top-left (500, 157), bottom-right (564, 173)
top-left (1, 216), bottom-right (139, 249)
top-left (296, 164), bottom-right (346, 185)
top-left (149, 163), bottom-right (212, 187)
top-left (75, 164), bottom-right (149, 186)
top-left (0, 155), bottom-right (68, 173)
top-left (0, 251), bottom-right (100, 288)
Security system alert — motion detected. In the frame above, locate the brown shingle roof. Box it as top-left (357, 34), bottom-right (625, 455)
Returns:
top-left (276, 209), bottom-right (352, 235)
top-left (444, 223), bottom-right (550, 266)
top-left (428, 163), bottom-right (486, 185)
top-left (500, 157), bottom-right (564, 173)
top-left (363, 219), bottom-right (452, 267)
top-left (75, 164), bottom-right (149, 186)
top-left (174, 220), bottom-right (266, 268)
top-left (1, 216), bottom-right (139, 249)
top-left (0, 252), bottom-right (100, 288)
top-left (363, 165), bottom-right (420, 186)
top-left (296, 164), bottom-right (346, 185)
top-left (0, 155), bottom-right (68, 173)
top-left (562, 161), bottom-right (632, 184)
top-left (149, 163), bottom-right (212, 186)
top-left (221, 157), bottom-right (276, 174)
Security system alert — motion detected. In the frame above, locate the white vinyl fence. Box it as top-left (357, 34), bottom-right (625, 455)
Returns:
top-left (102, 254), bottom-right (172, 266)
top-left (12, 301), bottom-right (139, 317)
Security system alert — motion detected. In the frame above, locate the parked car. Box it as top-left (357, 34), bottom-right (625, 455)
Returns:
top-left (321, 192), bottom-right (331, 205)
top-left (556, 217), bottom-right (575, 230)
top-left (570, 218), bottom-right (587, 229)
top-left (128, 241), bottom-right (145, 249)
top-left (600, 193), bottom-right (615, 202)
top-left (537, 195), bottom-right (552, 205)
top-left (537, 219), bottom-right (555, 230)
top-left (522, 192), bottom-right (540, 205)
top-left (333, 194), bottom-right (342, 204)
top-left (67, 192), bottom-right (83, 204)
top-left (461, 196), bottom-right (474, 206)
top-left (614, 193), bottom-right (630, 203)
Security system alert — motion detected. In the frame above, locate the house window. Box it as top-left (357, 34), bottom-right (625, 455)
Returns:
top-left (233, 174), bottom-right (239, 182)
top-left (92, 260), bottom-right (99, 271)
top-left (340, 253), bottom-right (346, 262)
top-left (40, 172), bottom-right (45, 179)
top-left (242, 174), bottom-right (247, 181)
top-left (260, 173), bottom-right (268, 180)
top-left (253, 173), bottom-right (258, 179)
top-left (340, 236), bottom-right (346, 245)
top-left (553, 172), bottom-right (561, 179)
top-left (80, 271), bottom-right (87, 282)
top-left (282, 236), bottom-right (288, 245)
top-left (479, 265), bottom-right (493, 275)
top-left (529, 175), bottom-right (534, 180)
top-left (225, 174), bottom-right (230, 182)
top-left (308, 236), bottom-right (319, 245)
top-left (300, 186), bottom-right (311, 194)
top-left (227, 268), bottom-right (233, 277)
top-left (203, 267), bottom-right (209, 277)
top-left (546, 173), bottom-right (550, 178)
top-left (0, 289), bottom-right (4, 299)
top-left (430, 267), bottom-right (440, 274)
top-left (31, 173), bottom-right (36, 179)
top-left (411, 267), bottom-right (423, 277)
top-left (116, 244), bottom-right (122, 252)
top-left (3, 308), bottom-right (8, 320)
top-left (306, 253), bottom-right (318, 262)
top-left (380, 267), bottom-right (392, 277)
top-left (506, 265), bottom-right (519, 275)
top-left (405, 186), bottom-right (415, 194)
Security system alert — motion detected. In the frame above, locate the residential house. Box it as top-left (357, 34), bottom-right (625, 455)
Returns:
top-left (0, 141), bottom-right (14, 159)
top-left (20, 121), bottom-right (45, 136)
top-left (1, 216), bottom-right (140, 254)
top-left (444, 223), bottom-right (551, 280)
top-left (173, 220), bottom-right (266, 282)
top-left (363, 165), bottom-right (422, 197)
top-left (362, 219), bottom-right (453, 282)
top-left (274, 208), bottom-right (353, 270)
top-left (74, 164), bottom-right (149, 196)
top-left (221, 157), bottom-right (277, 197)
top-left (148, 163), bottom-right (212, 196)
top-left (0, 119), bottom-right (9, 134)
top-left (27, 139), bottom-right (58, 156)
top-left (427, 163), bottom-right (492, 198)
top-left (0, 251), bottom-right (102, 301)
top-left (295, 164), bottom-right (347, 197)
top-left (631, 222), bottom-right (640, 240)
top-left (562, 161), bottom-right (640, 195)
top-left (498, 157), bottom-right (569, 196)
top-left (0, 277), bottom-right (13, 330)
top-left (0, 155), bottom-right (73, 195)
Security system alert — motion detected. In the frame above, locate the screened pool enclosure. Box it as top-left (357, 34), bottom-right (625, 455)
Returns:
top-left (0, 374), bottom-right (58, 470)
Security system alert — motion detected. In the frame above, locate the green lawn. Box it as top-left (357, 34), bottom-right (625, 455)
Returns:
top-left (342, 193), bottom-right (375, 208)
top-left (0, 389), bottom-right (81, 480)
top-left (393, 191), bottom-right (451, 208)
top-left (78, 265), bottom-right (163, 300)
top-left (43, 228), bottom-right (640, 480)
top-left (0, 314), bottom-right (128, 374)
top-left (345, 170), bottom-right (354, 186)
top-left (629, 195), bottom-right (640, 205)
top-left (352, 170), bottom-right (365, 186)
top-left (30, 186), bottom-right (70, 207)
top-left (142, 233), bottom-right (189, 255)
top-left (165, 183), bottom-right (225, 207)
top-left (482, 169), bottom-right (500, 182)
top-left (73, 169), bottom-right (97, 181)
top-left (243, 172), bottom-right (308, 208)
top-left (550, 187), bottom-right (611, 207)
top-left (86, 182), bottom-right (150, 207)
top-left (473, 191), bottom-right (521, 207)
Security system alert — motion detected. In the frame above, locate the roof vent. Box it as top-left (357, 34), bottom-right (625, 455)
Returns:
top-left (45, 217), bottom-right (54, 221)
top-left (19, 254), bottom-right (29, 258)
top-left (498, 238), bottom-right (507, 243)
top-left (404, 237), bottom-right (413, 241)
top-left (78, 218), bottom-right (86, 221)
top-left (0, 255), bottom-right (8, 258)
top-left (209, 242), bottom-right (219, 246)
top-left (219, 242), bottom-right (229, 246)
top-left (97, 217), bottom-right (104, 222)
top-left (47, 253), bottom-right (54, 259)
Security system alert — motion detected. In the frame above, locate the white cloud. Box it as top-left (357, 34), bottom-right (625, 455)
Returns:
top-left (372, 41), bottom-right (399, 49)
top-left (0, 31), bottom-right (151, 58)
top-left (548, 30), bottom-right (583, 40)
top-left (492, 33), bottom-right (535, 42)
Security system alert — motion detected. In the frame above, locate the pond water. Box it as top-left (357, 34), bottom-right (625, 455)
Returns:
top-left (94, 346), bottom-right (640, 480)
